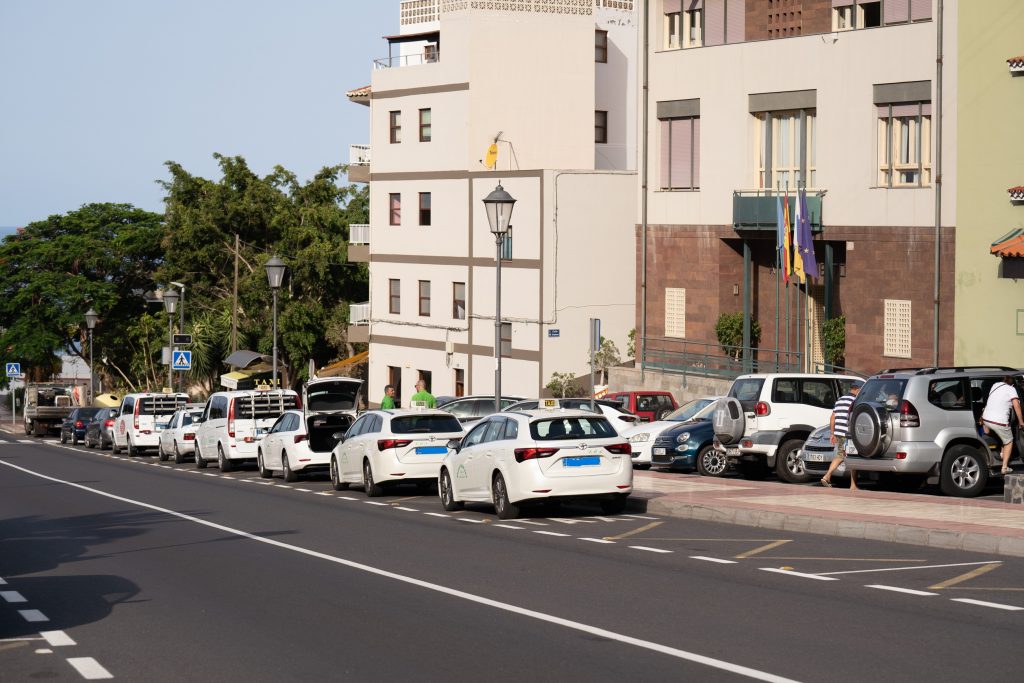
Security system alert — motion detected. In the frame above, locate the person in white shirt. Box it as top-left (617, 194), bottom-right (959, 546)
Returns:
top-left (981, 376), bottom-right (1023, 475)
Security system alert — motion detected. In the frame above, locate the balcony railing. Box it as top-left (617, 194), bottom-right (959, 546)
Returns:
top-left (350, 302), bottom-right (370, 325)
top-left (732, 190), bottom-right (824, 232)
top-left (642, 336), bottom-right (805, 379)
top-left (349, 224), bottom-right (370, 246)
top-left (373, 49), bottom-right (439, 69)
top-left (349, 144), bottom-right (370, 166)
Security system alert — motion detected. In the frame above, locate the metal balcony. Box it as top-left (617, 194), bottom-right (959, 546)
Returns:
top-left (347, 301), bottom-right (370, 344)
top-left (732, 190), bottom-right (823, 233)
top-left (348, 144), bottom-right (370, 184)
top-left (347, 224), bottom-right (369, 263)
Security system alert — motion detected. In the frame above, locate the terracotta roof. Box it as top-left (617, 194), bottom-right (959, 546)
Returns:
top-left (1010, 186), bottom-right (1024, 200)
top-left (346, 84), bottom-right (371, 99)
top-left (1009, 56), bottom-right (1024, 69)
top-left (991, 228), bottom-right (1024, 257)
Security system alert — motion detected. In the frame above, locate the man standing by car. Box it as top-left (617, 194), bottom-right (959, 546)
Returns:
top-left (982, 376), bottom-right (1023, 475)
top-left (380, 384), bottom-right (397, 410)
top-left (821, 382), bottom-right (861, 490)
top-left (410, 379), bottom-right (437, 408)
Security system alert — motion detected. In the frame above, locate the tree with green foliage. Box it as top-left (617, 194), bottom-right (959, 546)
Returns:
top-left (546, 371), bottom-right (586, 398)
top-left (823, 316), bottom-right (846, 368)
top-left (590, 337), bottom-right (621, 385)
top-left (715, 312), bottom-right (762, 361)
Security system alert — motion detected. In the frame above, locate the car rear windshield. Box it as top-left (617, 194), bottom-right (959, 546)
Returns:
top-left (139, 396), bottom-right (188, 415)
top-left (529, 417), bottom-right (616, 441)
top-left (391, 415), bottom-right (463, 434)
top-left (728, 378), bottom-right (765, 411)
top-left (75, 408), bottom-right (101, 420)
top-left (234, 393), bottom-right (299, 419)
top-left (666, 398), bottom-right (715, 422)
top-left (856, 378), bottom-right (907, 410)
top-left (307, 386), bottom-right (359, 411)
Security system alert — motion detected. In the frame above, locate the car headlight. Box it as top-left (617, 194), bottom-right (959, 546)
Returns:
top-left (629, 433), bottom-right (650, 443)
top-left (675, 432), bottom-right (691, 444)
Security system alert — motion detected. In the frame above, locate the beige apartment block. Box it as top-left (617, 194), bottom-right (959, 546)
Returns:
top-left (347, 0), bottom-right (638, 406)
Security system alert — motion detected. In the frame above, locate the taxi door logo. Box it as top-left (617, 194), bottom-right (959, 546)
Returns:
top-left (456, 465), bottom-right (468, 479)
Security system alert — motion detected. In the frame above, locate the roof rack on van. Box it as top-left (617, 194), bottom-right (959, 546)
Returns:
top-left (881, 366), bottom-right (1019, 375)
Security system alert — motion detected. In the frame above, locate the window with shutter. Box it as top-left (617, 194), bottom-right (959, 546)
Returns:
top-left (883, 299), bottom-right (912, 359)
top-left (665, 288), bottom-right (686, 338)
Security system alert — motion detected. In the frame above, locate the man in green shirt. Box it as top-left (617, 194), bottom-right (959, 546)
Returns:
top-left (410, 379), bottom-right (436, 408)
top-left (380, 384), bottom-right (397, 410)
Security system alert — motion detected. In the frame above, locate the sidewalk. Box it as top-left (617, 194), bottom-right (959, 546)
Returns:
top-left (629, 469), bottom-right (1024, 558)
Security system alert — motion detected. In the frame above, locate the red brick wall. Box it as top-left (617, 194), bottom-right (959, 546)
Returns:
top-left (746, 0), bottom-right (833, 42)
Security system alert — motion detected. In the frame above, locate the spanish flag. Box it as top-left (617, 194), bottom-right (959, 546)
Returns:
top-left (782, 189), bottom-right (792, 285)
top-left (484, 143), bottom-right (498, 170)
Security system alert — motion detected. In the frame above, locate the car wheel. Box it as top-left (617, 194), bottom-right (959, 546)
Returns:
top-left (940, 445), bottom-right (988, 497)
top-left (174, 442), bottom-right (186, 465)
top-left (218, 446), bottom-right (232, 473)
top-left (696, 444), bottom-right (728, 477)
top-left (492, 472), bottom-right (520, 520)
top-left (71, 432), bottom-right (79, 446)
top-left (60, 432), bottom-right (68, 444)
top-left (776, 438), bottom-right (813, 484)
top-left (112, 438), bottom-right (121, 455)
top-left (282, 452), bottom-right (298, 482)
top-left (330, 456), bottom-right (349, 491)
top-left (257, 450), bottom-right (273, 479)
top-left (127, 438), bottom-right (139, 457)
top-left (600, 494), bottom-right (629, 515)
top-left (439, 468), bottom-right (463, 511)
top-left (737, 459), bottom-right (769, 480)
top-left (158, 441), bottom-right (169, 462)
top-left (363, 459), bottom-right (384, 497)
top-left (195, 444), bottom-right (208, 469)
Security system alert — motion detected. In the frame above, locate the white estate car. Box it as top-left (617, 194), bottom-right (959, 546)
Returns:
top-left (504, 398), bottom-right (640, 436)
top-left (623, 397), bottom-right (722, 468)
top-left (438, 409), bottom-right (633, 519)
top-left (330, 409), bottom-right (465, 496)
top-left (194, 389), bottom-right (299, 471)
top-left (157, 406), bottom-right (204, 464)
top-left (112, 393), bottom-right (190, 456)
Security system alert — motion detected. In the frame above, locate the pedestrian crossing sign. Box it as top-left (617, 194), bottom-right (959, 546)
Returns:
top-left (172, 351), bottom-right (192, 370)
top-left (5, 362), bottom-right (21, 377)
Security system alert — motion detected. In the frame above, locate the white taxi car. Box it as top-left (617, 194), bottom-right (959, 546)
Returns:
top-left (112, 392), bottom-right (190, 456)
top-left (194, 389), bottom-right (299, 471)
top-left (439, 408), bottom-right (633, 519)
top-left (330, 409), bottom-right (465, 496)
top-left (157, 406), bottom-right (204, 463)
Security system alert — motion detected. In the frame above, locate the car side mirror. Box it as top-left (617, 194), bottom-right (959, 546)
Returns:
top-left (332, 431), bottom-right (346, 442)
top-left (193, 416), bottom-right (204, 424)
top-left (447, 437), bottom-right (462, 453)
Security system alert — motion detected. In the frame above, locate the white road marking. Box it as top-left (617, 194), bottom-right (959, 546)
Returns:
top-left (36, 648), bottom-right (53, 654)
top-left (295, 488), bottom-right (312, 492)
top-left (338, 496), bottom-right (358, 501)
top-left (630, 546), bottom-right (673, 554)
top-left (18, 439), bottom-right (35, 444)
top-left (456, 517), bottom-right (486, 524)
top-left (760, 568), bottom-right (838, 582)
top-left (67, 657), bottom-right (113, 680)
top-left (40, 630), bottom-right (76, 647)
top-left (579, 538), bottom-right (615, 544)
top-left (394, 507), bottom-right (419, 512)
top-left (585, 516), bottom-right (621, 523)
top-left (951, 598), bottom-right (1024, 612)
top-left (818, 560), bottom-right (1001, 576)
top-left (275, 485), bottom-right (291, 489)
top-left (222, 476), bottom-right (235, 480)
top-left (18, 609), bottom-right (49, 622)
top-left (365, 501), bottom-right (389, 506)
top-left (866, 585), bottom-right (938, 597)
top-left (548, 518), bottom-right (593, 525)
top-left (0, 577), bottom-right (5, 584)
top-left (240, 480), bottom-right (258, 484)
top-left (203, 473), bottom-right (219, 477)
top-left (0, 459), bottom-right (800, 683)
top-left (516, 520), bottom-right (548, 526)
top-left (691, 556), bottom-right (737, 564)
top-left (316, 492), bottom-right (334, 496)
top-left (534, 531), bottom-right (570, 537)
top-left (492, 524), bottom-right (523, 530)
top-left (424, 512), bottom-right (450, 518)
top-left (1, 591), bottom-right (27, 603)
top-left (624, 515), bottom-right (660, 520)
top-left (160, 465), bottom-right (172, 469)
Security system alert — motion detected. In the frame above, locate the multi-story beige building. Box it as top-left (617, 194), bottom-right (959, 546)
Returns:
top-left (634, 0), bottom-right (955, 379)
top-left (347, 0), bottom-right (638, 405)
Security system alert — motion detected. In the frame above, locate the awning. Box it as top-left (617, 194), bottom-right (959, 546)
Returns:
top-left (991, 228), bottom-right (1024, 258)
top-left (1009, 186), bottom-right (1024, 201)
top-left (221, 371), bottom-right (254, 390)
top-left (316, 351), bottom-right (369, 378)
top-left (223, 350), bottom-right (273, 370)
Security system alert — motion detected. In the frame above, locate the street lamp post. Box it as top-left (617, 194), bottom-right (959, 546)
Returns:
top-left (171, 281), bottom-right (186, 393)
top-left (265, 256), bottom-right (287, 388)
top-left (482, 183), bottom-right (516, 414)
top-left (85, 308), bottom-right (98, 400)
top-left (162, 288), bottom-right (179, 392)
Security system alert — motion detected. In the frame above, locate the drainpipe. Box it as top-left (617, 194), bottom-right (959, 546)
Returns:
top-left (640, 0), bottom-right (650, 381)
top-left (932, 0), bottom-right (943, 366)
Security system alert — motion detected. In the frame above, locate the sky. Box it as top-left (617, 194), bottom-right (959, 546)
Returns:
top-left (0, 0), bottom-right (394, 229)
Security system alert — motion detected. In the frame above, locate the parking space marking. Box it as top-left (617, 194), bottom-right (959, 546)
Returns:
top-left (534, 531), bottom-right (570, 537)
top-left (67, 656), bottom-right (113, 680)
top-left (40, 630), bottom-right (76, 647)
top-left (18, 609), bottom-right (49, 622)
top-left (630, 546), bottom-right (673, 554)
top-left (579, 538), bottom-right (615, 544)
top-left (394, 507), bottom-right (419, 512)
top-left (365, 501), bottom-right (390, 507)
top-left (548, 518), bottom-right (596, 525)
top-left (389, 496), bottom-right (422, 503)
top-left (691, 556), bottom-right (737, 564)
top-left (866, 585), bottom-right (938, 597)
top-left (274, 485), bottom-right (291, 489)
top-left (456, 517), bottom-right (487, 524)
top-left (295, 488), bottom-right (312, 492)
top-left (818, 560), bottom-right (1001, 577)
top-left (424, 513), bottom-right (449, 518)
top-left (492, 524), bottom-right (523, 530)
top-left (951, 598), bottom-right (1024, 612)
top-left (735, 540), bottom-right (790, 559)
top-left (928, 562), bottom-right (1002, 590)
top-left (338, 496), bottom-right (358, 501)
top-left (18, 439), bottom-right (34, 444)
top-left (759, 568), bottom-right (837, 581)
top-left (1, 591), bottom-right (27, 603)
top-left (604, 521), bottom-right (662, 541)
top-left (203, 473), bottom-right (218, 477)
top-left (516, 520), bottom-right (549, 526)
top-left (315, 492), bottom-right (334, 496)
top-left (221, 476), bottom-right (234, 480)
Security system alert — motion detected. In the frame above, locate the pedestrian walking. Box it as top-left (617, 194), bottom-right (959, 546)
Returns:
top-left (410, 379), bottom-right (436, 408)
top-left (380, 384), bottom-right (397, 410)
top-left (981, 375), bottom-right (1023, 475)
top-left (821, 382), bottom-right (862, 490)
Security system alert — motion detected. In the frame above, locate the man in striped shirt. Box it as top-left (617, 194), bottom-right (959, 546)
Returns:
top-left (821, 383), bottom-right (861, 490)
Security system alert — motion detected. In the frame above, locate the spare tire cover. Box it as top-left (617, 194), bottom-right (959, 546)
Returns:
top-left (713, 398), bottom-right (745, 445)
top-left (850, 403), bottom-right (886, 457)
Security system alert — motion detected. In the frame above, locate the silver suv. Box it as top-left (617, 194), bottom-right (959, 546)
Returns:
top-left (845, 366), bottom-right (1024, 497)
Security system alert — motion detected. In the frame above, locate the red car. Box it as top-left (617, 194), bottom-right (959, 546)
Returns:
top-left (604, 391), bottom-right (678, 422)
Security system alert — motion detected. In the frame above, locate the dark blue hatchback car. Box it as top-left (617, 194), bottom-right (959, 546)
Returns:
top-left (650, 398), bottom-right (727, 476)
top-left (60, 407), bottom-right (102, 445)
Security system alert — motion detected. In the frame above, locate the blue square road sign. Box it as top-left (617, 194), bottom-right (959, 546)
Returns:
top-left (172, 351), bottom-right (192, 370)
top-left (5, 362), bottom-right (21, 377)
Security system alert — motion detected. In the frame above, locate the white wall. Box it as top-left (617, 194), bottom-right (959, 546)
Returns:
top-left (596, 4), bottom-right (639, 171)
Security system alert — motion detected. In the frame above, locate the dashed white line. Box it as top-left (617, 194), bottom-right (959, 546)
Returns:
top-left (1, 590), bottom-right (27, 603)
top-left (221, 476), bottom-right (235, 480)
top-left (533, 530), bottom-right (570, 537)
top-left (691, 556), bottom-right (737, 564)
top-left (18, 439), bottom-right (35, 444)
top-left (338, 496), bottom-right (358, 501)
top-left (760, 568), bottom-right (837, 581)
top-left (585, 516), bottom-right (621, 523)
top-left (624, 515), bottom-right (660, 521)
top-left (316, 492), bottom-right (334, 496)
top-left (951, 598), bottom-right (1024, 612)
top-left (456, 517), bottom-right (486, 524)
top-left (579, 538), bottom-right (615, 544)
top-left (203, 473), bottom-right (219, 477)
top-left (492, 524), bottom-right (523, 530)
top-left (548, 518), bottom-right (592, 525)
top-left (295, 488), bottom-right (312, 492)
top-left (40, 630), bottom-right (76, 647)
top-left (394, 507), bottom-right (419, 512)
top-left (629, 546), bottom-right (673, 554)
top-left (36, 648), bottom-right (53, 654)
top-left (160, 465), bottom-right (172, 469)
top-left (18, 609), bottom-right (49, 622)
top-left (275, 485), bottom-right (292, 489)
top-left (67, 656), bottom-right (113, 680)
top-left (424, 512), bottom-right (450, 518)
top-left (817, 560), bottom-right (1000, 576)
top-left (365, 501), bottom-right (389, 506)
top-left (516, 520), bottom-right (549, 526)
top-left (866, 585), bottom-right (937, 597)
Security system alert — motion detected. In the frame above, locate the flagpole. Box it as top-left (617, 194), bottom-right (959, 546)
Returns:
top-left (785, 182), bottom-right (791, 369)
top-left (775, 183), bottom-right (780, 372)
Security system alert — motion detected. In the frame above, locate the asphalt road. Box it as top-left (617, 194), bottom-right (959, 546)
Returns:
top-left (2, 434), bottom-right (1023, 682)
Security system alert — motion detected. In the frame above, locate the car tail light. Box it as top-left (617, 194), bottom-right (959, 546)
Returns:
top-left (755, 401), bottom-right (770, 416)
top-left (514, 447), bottom-right (559, 463)
top-left (604, 443), bottom-right (631, 455)
top-left (741, 439), bottom-right (753, 449)
top-left (104, 419), bottom-right (114, 427)
top-left (294, 395), bottom-right (302, 409)
top-left (227, 399), bottom-right (235, 438)
top-left (133, 400), bottom-right (140, 429)
top-left (899, 400), bottom-right (920, 428)
top-left (377, 439), bottom-right (412, 450)
top-left (75, 420), bottom-right (84, 428)
top-left (294, 434), bottom-right (308, 444)
top-left (184, 433), bottom-right (195, 441)
top-left (619, 415), bottom-right (638, 423)
top-left (896, 452), bottom-right (908, 460)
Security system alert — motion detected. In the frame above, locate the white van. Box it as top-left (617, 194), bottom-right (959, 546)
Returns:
top-left (194, 389), bottom-right (299, 471)
top-left (112, 393), bottom-right (190, 456)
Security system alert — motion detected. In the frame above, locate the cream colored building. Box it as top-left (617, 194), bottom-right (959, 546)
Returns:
top-left (347, 0), bottom-right (638, 405)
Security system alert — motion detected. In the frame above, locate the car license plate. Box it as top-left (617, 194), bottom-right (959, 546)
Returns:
top-left (415, 446), bottom-right (448, 455)
top-left (804, 452), bottom-right (826, 462)
top-left (725, 447), bottom-right (740, 457)
top-left (653, 447), bottom-right (667, 455)
top-left (564, 456), bottom-right (600, 467)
